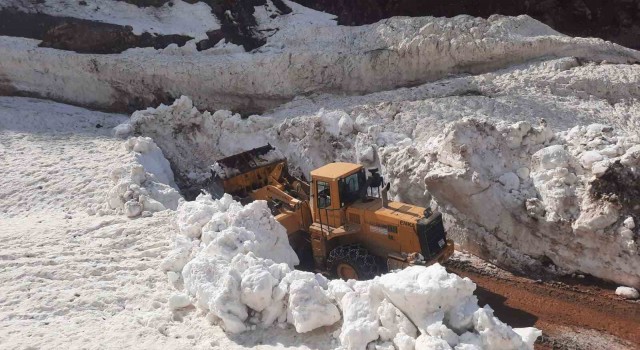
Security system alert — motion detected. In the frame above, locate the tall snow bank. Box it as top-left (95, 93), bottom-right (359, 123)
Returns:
top-left (382, 118), bottom-right (640, 288)
top-left (107, 136), bottom-right (182, 217)
top-left (163, 194), bottom-right (540, 349)
top-left (3, 13), bottom-right (640, 113)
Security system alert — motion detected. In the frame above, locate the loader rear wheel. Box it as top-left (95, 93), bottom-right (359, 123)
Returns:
top-left (327, 244), bottom-right (378, 280)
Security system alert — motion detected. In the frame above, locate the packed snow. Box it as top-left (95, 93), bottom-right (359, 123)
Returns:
top-left (2, 13), bottom-right (640, 113)
top-left (163, 193), bottom-right (541, 349)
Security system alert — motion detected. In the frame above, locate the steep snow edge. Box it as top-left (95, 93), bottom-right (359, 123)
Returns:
top-left (1, 14), bottom-right (639, 113)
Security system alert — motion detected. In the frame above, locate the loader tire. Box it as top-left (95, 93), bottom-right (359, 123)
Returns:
top-left (327, 244), bottom-right (378, 280)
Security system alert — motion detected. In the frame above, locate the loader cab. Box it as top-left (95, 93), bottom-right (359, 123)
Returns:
top-left (310, 162), bottom-right (366, 228)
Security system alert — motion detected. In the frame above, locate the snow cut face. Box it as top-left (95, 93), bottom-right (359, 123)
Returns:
top-left (3, 13), bottom-right (640, 114)
top-left (162, 193), bottom-right (540, 349)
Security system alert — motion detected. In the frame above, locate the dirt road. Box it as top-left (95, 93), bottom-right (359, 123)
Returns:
top-left (445, 253), bottom-right (640, 350)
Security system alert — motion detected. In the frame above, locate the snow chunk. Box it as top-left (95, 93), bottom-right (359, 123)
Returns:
top-left (615, 286), bottom-right (639, 299)
top-left (623, 217), bottom-right (635, 230)
top-left (498, 172), bottom-right (520, 191)
top-left (168, 293), bottom-right (191, 310)
top-left (377, 265), bottom-right (476, 332)
top-left (107, 136), bottom-right (182, 217)
top-left (580, 151), bottom-right (604, 169)
top-left (338, 283), bottom-right (383, 350)
top-left (532, 145), bottom-right (570, 170)
top-left (285, 272), bottom-right (341, 333)
top-left (113, 123), bottom-right (133, 138)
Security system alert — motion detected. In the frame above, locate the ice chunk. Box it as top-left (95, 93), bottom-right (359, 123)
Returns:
top-left (286, 273), bottom-right (341, 333)
top-left (580, 151), bottom-right (604, 169)
top-left (615, 286), bottom-right (639, 299)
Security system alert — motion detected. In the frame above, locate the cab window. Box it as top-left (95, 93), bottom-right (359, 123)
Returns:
top-left (339, 170), bottom-right (366, 207)
top-left (317, 181), bottom-right (331, 208)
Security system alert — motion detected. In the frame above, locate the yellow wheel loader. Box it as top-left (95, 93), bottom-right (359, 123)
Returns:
top-left (207, 144), bottom-right (454, 280)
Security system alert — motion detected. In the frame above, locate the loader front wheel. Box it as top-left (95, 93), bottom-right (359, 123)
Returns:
top-left (327, 244), bottom-right (378, 281)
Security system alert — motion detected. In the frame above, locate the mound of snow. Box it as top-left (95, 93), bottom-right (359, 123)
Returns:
top-left (106, 136), bottom-right (182, 217)
top-left (164, 194), bottom-right (540, 349)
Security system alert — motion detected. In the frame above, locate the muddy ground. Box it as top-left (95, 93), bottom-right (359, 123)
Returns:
top-left (445, 252), bottom-right (640, 350)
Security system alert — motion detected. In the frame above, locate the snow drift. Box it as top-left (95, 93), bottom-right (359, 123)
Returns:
top-left (2, 10), bottom-right (640, 113)
top-left (162, 193), bottom-right (540, 349)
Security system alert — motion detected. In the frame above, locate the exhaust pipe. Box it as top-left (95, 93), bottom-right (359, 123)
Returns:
top-left (381, 183), bottom-right (390, 208)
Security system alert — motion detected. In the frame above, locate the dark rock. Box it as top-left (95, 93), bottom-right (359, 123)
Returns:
top-left (39, 21), bottom-right (141, 53)
top-left (197, 0), bottom-right (292, 51)
top-left (195, 29), bottom-right (226, 51)
top-left (0, 10), bottom-right (193, 54)
top-left (590, 160), bottom-right (640, 211)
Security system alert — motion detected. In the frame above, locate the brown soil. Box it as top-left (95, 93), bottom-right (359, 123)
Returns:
top-left (446, 257), bottom-right (640, 349)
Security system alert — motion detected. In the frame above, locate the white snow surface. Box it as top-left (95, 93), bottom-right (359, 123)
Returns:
top-left (166, 194), bottom-right (540, 349)
top-left (0, 0), bottom-right (219, 40)
top-left (0, 96), bottom-right (337, 349)
top-left (2, 14), bottom-right (640, 113)
top-left (129, 53), bottom-right (640, 289)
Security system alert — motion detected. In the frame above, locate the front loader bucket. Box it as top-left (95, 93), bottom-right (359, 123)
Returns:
top-left (207, 144), bottom-right (288, 198)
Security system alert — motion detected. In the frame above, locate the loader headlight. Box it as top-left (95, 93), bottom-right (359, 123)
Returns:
top-left (423, 208), bottom-right (433, 218)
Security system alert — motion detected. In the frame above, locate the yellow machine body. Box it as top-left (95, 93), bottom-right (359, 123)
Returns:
top-left (212, 147), bottom-right (453, 279)
top-left (307, 162), bottom-right (453, 272)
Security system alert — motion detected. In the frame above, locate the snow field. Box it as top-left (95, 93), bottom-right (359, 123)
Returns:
top-left (162, 193), bottom-right (541, 349)
top-left (0, 97), bottom-right (227, 349)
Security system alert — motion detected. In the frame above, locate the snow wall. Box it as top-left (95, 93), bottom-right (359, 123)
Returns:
top-left (2, 13), bottom-right (640, 113)
top-left (161, 193), bottom-right (541, 350)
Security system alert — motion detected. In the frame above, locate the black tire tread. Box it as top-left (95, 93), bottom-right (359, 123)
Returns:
top-left (327, 244), bottom-right (378, 280)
